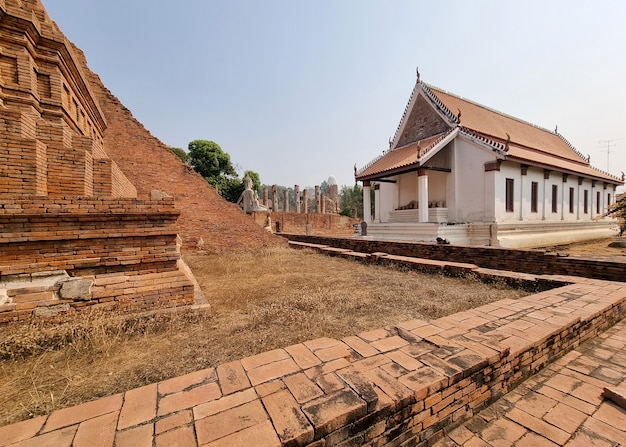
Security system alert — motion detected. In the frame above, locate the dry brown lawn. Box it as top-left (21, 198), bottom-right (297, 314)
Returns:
top-left (0, 245), bottom-right (532, 426)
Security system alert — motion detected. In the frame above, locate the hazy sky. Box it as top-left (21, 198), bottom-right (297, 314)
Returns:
top-left (44, 0), bottom-right (626, 191)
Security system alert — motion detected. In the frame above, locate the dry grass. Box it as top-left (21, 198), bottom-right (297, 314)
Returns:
top-left (0, 246), bottom-right (528, 427)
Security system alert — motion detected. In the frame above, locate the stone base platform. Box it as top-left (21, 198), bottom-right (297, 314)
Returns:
top-left (1, 248), bottom-right (625, 447)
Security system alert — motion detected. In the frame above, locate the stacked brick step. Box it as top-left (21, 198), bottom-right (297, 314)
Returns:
top-left (0, 196), bottom-right (194, 322)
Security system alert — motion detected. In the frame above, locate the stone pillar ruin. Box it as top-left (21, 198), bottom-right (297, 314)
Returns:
top-left (284, 188), bottom-right (289, 212)
top-left (315, 185), bottom-right (321, 213)
top-left (329, 183), bottom-right (339, 213)
top-left (321, 195), bottom-right (326, 214)
top-left (294, 185), bottom-right (301, 213)
top-left (303, 189), bottom-right (308, 213)
top-left (263, 187), bottom-right (268, 207)
top-left (272, 185), bottom-right (278, 211)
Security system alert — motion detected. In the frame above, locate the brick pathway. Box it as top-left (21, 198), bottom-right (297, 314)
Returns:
top-left (435, 318), bottom-right (626, 446)
top-left (0, 277), bottom-right (625, 446)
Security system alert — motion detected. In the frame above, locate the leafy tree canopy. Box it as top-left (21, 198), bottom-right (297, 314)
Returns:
top-left (188, 140), bottom-right (237, 183)
top-left (167, 146), bottom-right (189, 163)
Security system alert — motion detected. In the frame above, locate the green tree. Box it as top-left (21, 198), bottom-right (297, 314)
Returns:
top-left (188, 140), bottom-right (237, 183)
top-left (167, 146), bottom-right (189, 163)
top-left (339, 184), bottom-right (363, 219)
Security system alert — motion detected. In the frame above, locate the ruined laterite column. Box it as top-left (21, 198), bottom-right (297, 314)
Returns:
top-left (284, 188), bottom-right (289, 212)
top-left (272, 185), bottom-right (278, 211)
top-left (302, 189), bottom-right (308, 214)
top-left (294, 185), bottom-right (301, 213)
top-left (263, 187), bottom-right (268, 207)
top-left (315, 185), bottom-right (321, 213)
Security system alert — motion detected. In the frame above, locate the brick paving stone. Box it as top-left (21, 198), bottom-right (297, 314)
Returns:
top-left (544, 373), bottom-right (581, 394)
top-left (358, 328), bottom-right (389, 342)
top-left (115, 423), bottom-right (154, 447)
top-left (201, 420), bottom-right (280, 447)
top-left (341, 335), bottom-right (380, 358)
top-left (313, 343), bottom-right (352, 362)
top-left (479, 418), bottom-right (526, 446)
top-left (395, 318), bottom-right (429, 331)
top-left (155, 409), bottom-right (193, 435)
top-left (247, 358), bottom-right (301, 386)
top-left (370, 335), bottom-right (409, 353)
top-left (240, 348), bottom-right (290, 371)
top-left (506, 407), bottom-right (571, 445)
top-left (285, 343), bottom-right (323, 369)
top-left (363, 367), bottom-right (414, 408)
top-left (8, 426), bottom-right (77, 447)
top-left (582, 417), bottom-right (626, 445)
top-left (515, 391), bottom-right (558, 418)
top-left (283, 372), bottom-right (324, 403)
top-left (400, 366), bottom-right (448, 400)
top-left (565, 430), bottom-right (614, 447)
top-left (0, 415), bottom-right (46, 446)
top-left (535, 385), bottom-right (597, 415)
top-left (385, 350), bottom-right (424, 371)
top-left (463, 435), bottom-right (492, 447)
top-left (544, 402), bottom-right (588, 434)
top-left (410, 324), bottom-right (444, 338)
top-left (593, 401), bottom-right (626, 431)
top-left (255, 380), bottom-right (286, 397)
top-left (158, 382), bottom-right (221, 416)
top-left (314, 372), bottom-right (346, 394)
top-left (155, 424), bottom-right (196, 447)
top-left (514, 431), bottom-right (560, 447)
top-left (118, 383), bottom-right (157, 430)
top-left (193, 388), bottom-right (258, 420)
top-left (304, 337), bottom-right (341, 351)
top-left (43, 393), bottom-right (123, 432)
top-left (73, 411), bottom-right (119, 447)
top-left (216, 361), bottom-right (250, 395)
top-left (158, 368), bottom-right (216, 396)
top-left (446, 425), bottom-right (473, 445)
top-left (570, 382), bottom-right (605, 406)
top-left (262, 389), bottom-right (314, 446)
top-left (195, 399), bottom-right (269, 446)
top-left (301, 388), bottom-right (366, 438)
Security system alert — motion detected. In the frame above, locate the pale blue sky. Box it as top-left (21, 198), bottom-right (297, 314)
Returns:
top-left (44, 0), bottom-right (626, 190)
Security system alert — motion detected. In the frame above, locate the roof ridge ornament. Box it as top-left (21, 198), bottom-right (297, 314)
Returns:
top-left (505, 133), bottom-right (511, 152)
top-left (416, 66), bottom-right (420, 83)
top-left (457, 108), bottom-right (462, 124)
top-left (555, 125), bottom-right (558, 134)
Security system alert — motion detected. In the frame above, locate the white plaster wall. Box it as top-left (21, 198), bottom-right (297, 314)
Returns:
top-left (398, 173), bottom-right (417, 208)
top-left (454, 138), bottom-right (494, 222)
top-left (377, 180), bottom-right (398, 223)
top-left (428, 171), bottom-right (447, 205)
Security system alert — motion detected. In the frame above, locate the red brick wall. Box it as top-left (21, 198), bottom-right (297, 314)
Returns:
top-left (282, 234), bottom-right (626, 282)
top-left (0, 197), bottom-right (194, 323)
top-left (69, 45), bottom-right (281, 252)
top-left (253, 211), bottom-right (358, 236)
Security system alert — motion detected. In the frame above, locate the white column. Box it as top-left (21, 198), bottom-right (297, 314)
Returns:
top-left (363, 182), bottom-right (372, 223)
top-left (374, 185), bottom-right (380, 222)
top-left (418, 169), bottom-right (428, 223)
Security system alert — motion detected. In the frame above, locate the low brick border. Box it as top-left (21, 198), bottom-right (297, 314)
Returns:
top-left (1, 258), bottom-right (625, 446)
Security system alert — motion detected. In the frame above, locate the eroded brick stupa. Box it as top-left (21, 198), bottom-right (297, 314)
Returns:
top-left (0, 0), bottom-right (277, 322)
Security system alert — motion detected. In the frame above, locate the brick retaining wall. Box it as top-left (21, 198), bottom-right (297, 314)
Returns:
top-left (282, 234), bottom-right (626, 282)
top-left (0, 196), bottom-right (194, 322)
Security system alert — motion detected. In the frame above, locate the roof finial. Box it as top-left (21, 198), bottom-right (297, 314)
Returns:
top-left (622, 171), bottom-right (625, 182)
top-left (505, 133), bottom-right (511, 152)
top-left (389, 137), bottom-right (393, 149)
top-left (416, 66), bottom-right (420, 83)
top-left (555, 125), bottom-right (558, 134)
top-left (587, 154), bottom-right (591, 164)
top-left (457, 108), bottom-right (462, 123)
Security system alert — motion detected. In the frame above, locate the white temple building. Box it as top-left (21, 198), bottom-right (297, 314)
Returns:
top-left (355, 72), bottom-right (624, 248)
